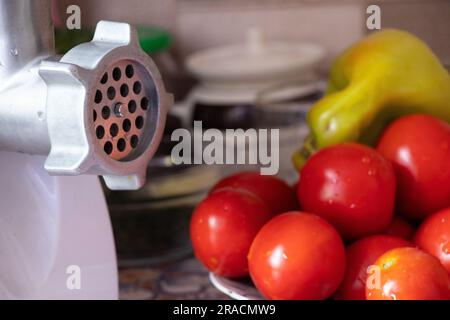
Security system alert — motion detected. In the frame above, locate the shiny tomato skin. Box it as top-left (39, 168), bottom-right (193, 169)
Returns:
top-left (366, 247), bottom-right (450, 300)
top-left (415, 208), bottom-right (450, 273)
top-left (211, 171), bottom-right (298, 214)
top-left (298, 143), bottom-right (396, 240)
top-left (248, 212), bottom-right (346, 300)
top-left (377, 114), bottom-right (450, 220)
top-left (190, 189), bottom-right (272, 278)
top-left (385, 216), bottom-right (416, 241)
top-left (335, 235), bottom-right (413, 300)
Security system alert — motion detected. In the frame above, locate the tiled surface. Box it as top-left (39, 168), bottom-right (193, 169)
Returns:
top-left (119, 257), bottom-right (231, 300)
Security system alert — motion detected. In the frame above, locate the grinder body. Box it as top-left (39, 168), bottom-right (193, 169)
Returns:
top-left (0, 152), bottom-right (117, 299)
top-left (0, 0), bottom-right (171, 298)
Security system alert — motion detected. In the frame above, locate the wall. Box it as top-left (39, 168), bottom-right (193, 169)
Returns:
top-left (379, 0), bottom-right (450, 65)
top-left (56, 0), bottom-right (450, 65)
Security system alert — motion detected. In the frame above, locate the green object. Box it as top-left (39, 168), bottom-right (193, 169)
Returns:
top-left (55, 26), bottom-right (171, 55)
top-left (137, 26), bottom-right (171, 54)
top-left (293, 29), bottom-right (450, 170)
top-left (55, 28), bottom-right (92, 54)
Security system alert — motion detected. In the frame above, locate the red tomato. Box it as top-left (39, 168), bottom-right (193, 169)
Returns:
top-left (335, 235), bottom-right (413, 300)
top-left (248, 212), bottom-right (346, 300)
top-left (377, 114), bottom-right (450, 220)
top-left (211, 171), bottom-right (298, 214)
top-left (385, 216), bottom-right (416, 241)
top-left (415, 207), bottom-right (450, 273)
top-left (366, 247), bottom-right (450, 300)
top-left (297, 143), bottom-right (396, 240)
top-left (190, 189), bottom-right (272, 278)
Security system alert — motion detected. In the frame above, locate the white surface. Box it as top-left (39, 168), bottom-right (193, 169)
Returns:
top-left (190, 79), bottom-right (322, 105)
top-left (186, 29), bottom-right (324, 88)
top-left (0, 151), bottom-right (118, 299)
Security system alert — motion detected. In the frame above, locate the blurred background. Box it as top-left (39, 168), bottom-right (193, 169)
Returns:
top-left (52, 0), bottom-right (449, 299)
top-left (55, 0), bottom-right (450, 100)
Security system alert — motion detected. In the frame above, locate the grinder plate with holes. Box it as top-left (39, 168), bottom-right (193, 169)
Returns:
top-left (38, 21), bottom-right (171, 189)
top-left (93, 60), bottom-right (152, 161)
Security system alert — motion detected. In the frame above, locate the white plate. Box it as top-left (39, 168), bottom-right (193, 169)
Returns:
top-left (186, 42), bottom-right (325, 85)
top-left (209, 272), bottom-right (264, 300)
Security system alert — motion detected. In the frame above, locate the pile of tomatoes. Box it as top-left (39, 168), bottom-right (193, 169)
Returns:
top-left (190, 114), bottom-right (450, 300)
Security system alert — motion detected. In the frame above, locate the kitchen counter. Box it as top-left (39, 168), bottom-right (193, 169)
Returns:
top-left (119, 256), bottom-right (231, 300)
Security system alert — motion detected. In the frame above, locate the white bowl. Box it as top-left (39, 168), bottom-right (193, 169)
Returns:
top-left (209, 272), bottom-right (264, 300)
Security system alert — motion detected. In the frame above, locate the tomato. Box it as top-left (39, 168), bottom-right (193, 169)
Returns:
top-left (190, 189), bottom-right (272, 277)
top-left (335, 235), bottom-right (413, 300)
top-left (248, 212), bottom-right (346, 300)
top-left (297, 143), bottom-right (396, 240)
top-left (377, 114), bottom-right (450, 220)
top-left (366, 247), bottom-right (450, 300)
top-left (385, 216), bottom-right (416, 241)
top-left (415, 207), bottom-right (450, 273)
top-left (211, 171), bottom-right (298, 214)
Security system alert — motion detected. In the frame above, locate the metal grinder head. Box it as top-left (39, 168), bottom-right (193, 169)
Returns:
top-left (38, 21), bottom-right (171, 190)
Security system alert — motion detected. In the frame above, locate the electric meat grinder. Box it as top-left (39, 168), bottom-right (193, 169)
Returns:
top-left (0, 0), bottom-right (171, 298)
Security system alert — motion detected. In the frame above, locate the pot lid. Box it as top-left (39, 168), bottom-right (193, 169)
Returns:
top-left (186, 29), bottom-right (325, 86)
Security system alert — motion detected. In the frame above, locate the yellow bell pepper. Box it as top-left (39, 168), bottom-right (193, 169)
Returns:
top-left (294, 29), bottom-right (450, 168)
